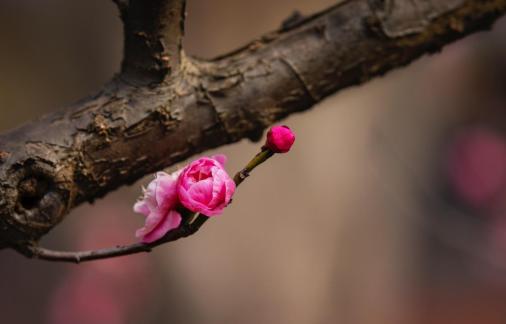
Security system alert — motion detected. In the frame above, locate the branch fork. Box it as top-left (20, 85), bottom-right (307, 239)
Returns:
top-left (118, 0), bottom-right (187, 82)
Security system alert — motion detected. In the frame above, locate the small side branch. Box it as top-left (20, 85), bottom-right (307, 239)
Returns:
top-left (27, 216), bottom-right (208, 263)
top-left (118, 0), bottom-right (186, 82)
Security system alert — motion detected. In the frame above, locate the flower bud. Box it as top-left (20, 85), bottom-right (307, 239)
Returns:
top-left (265, 125), bottom-right (295, 153)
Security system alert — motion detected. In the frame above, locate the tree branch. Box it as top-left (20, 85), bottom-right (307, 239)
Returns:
top-left (25, 215), bottom-right (208, 263)
top-left (116, 0), bottom-right (187, 82)
top-left (1, 0), bottom-right (505, 255)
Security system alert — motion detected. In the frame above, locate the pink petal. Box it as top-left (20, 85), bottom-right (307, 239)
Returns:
top-left (145, 177), bottom-right (158, 195)
top-left (178, 185), bottom-right (211, 214)
top-left (224, 177), bottom-right (236, 203)
top-left (210, 185), bottom-right (227, 213)
top-left (212, 154), bottom-right (227, 166)
top-left (141, 176), bottom-right (162, 213)
top-left (135, 210), bottom-right (164, 238)
top-left (208, 168), bottom-right (228, 207)
top-left (141, 210), bottom-right (182, 243)
top-left (187, 178), bottom-right (214, 205)
top-left (133, 200), bottom-right (150, 216)
top-left (154, 172), bottom-right (178, 211)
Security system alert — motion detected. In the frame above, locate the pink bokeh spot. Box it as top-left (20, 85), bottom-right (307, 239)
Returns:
top-left (49, 273), bottom-right (125, 324)
top-left (48, 205), bottom-right (153, 324)
top-left (446, 127), bottom-right (506, 208)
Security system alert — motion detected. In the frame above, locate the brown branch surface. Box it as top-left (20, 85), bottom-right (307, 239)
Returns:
top-left (1, 0), bottom-right (506, 255)
top-left (118, 0), bottom-right (187, 82)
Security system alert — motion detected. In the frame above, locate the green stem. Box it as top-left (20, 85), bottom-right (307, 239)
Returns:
top-left (233, 148), bottom-right (274, 186)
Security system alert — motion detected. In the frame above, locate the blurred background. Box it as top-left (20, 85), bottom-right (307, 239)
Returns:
top-left (1, 1), bottom-right (506, 323)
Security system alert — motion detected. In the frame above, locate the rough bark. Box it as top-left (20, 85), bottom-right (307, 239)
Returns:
top-left (1, 0), bottom-right (505, 255)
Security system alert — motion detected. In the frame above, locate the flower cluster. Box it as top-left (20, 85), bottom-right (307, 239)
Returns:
top-left (134, 154), bottom-right (236, 243)
top-left (134, 125), bottom-right (295, 244)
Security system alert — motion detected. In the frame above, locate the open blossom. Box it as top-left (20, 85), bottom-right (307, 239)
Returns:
top-left (178, 154), bottom-right (235, 216)
top-left (134, 172), bottom-right (182, 243)
top-left (265, 125), bottom-right (295, 153)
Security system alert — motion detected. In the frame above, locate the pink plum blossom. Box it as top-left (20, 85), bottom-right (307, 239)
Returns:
top-left (265, 125), bottom-right (295, 153)
top-left (177, 154), bottom-right (235, 216)
top-left (134, 171), bottom-right (182, 243)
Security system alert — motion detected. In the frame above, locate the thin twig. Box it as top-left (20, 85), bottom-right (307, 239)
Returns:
top-left (233, 149), bottom-right (273, 186)
top-left (27, 216), bottom-right (208, 263)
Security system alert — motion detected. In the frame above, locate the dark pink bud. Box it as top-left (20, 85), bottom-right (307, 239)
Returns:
top-left (265, 125), bottom-right (295, 153)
